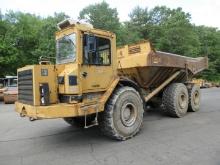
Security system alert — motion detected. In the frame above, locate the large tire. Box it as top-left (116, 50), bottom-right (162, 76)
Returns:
top-left (162, 83), bottom-right (189, 118)
top-left (99, 87), bottom-right (144, 141)
top-left (63, 115), bottom-right (95, 128)
top-left (188, 85), bottom-right (201, 112)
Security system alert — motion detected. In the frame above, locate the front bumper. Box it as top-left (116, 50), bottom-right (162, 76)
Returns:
top-left (15, 101), bottom-right (101, 120)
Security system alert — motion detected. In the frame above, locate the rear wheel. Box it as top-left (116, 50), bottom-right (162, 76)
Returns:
top-left (99, 87), bottom-right (144, 140)
top-left (162, 83), bottom-right (189, 118)
top-left (188, 85), bottom-right (201, 112)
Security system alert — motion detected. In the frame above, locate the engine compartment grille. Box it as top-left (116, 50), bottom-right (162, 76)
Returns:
top-left (18, 69), bottom-right (33, 105)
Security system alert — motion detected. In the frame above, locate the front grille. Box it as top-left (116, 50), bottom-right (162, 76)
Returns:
top-left (18, 69), bottom-right (33, 105)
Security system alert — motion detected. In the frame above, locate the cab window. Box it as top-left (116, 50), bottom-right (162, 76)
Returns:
top-left (83, 34), bottom-right (111, 65)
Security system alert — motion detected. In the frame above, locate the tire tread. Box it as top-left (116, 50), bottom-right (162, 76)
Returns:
top-left (162, 83), bottom-right (188, 118)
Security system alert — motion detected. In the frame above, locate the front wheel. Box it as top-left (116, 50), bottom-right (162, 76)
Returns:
top-left (99, 87), bottom-right (144, 141)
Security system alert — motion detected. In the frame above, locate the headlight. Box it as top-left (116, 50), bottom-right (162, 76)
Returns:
top-left (39, 83), bottom-right (50, 105)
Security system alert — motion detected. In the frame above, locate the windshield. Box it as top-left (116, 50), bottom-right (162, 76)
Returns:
top-left (56, 33), bottom-right (76, 64)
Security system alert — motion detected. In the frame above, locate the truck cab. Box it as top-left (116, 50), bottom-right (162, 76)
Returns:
top-left (16, 19), bottom-right (118, 119)
top-left (55, 19), bottom-right (117, 99)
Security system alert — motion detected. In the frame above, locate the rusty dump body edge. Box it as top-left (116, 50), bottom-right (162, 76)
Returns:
top-left (117, 41), bottom-right (208, 89)
top-left (150, 51), bottom-right (208, 75)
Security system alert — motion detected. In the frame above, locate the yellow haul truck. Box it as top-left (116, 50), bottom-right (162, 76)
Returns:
top-left (15, 19), bottom-right (208, 140)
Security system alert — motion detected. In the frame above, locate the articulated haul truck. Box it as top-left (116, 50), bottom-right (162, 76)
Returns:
top-left (15, 19), bottom-right (208, 140)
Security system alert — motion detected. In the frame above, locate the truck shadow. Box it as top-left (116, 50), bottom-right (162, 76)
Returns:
top-left (39, 107), bottom-right (169, 147)
top-left (144, 107), bottom-right (169, 121)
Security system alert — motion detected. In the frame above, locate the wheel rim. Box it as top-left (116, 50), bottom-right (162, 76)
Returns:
top-left (178, 92), bottom-right (187, 110)
top-left (121, 103), bottom-right (137, 127)
top-left (193, 91), bottom-right (200, 105)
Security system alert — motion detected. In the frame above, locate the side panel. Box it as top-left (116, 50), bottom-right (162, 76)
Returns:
top-left (33, 65), bottom-right (58, 105)
top-left (80, 66), bottom-right (115, 92)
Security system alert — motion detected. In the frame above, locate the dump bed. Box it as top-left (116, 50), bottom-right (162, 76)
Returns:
top-left (117, 41), bottom-right (208, 88)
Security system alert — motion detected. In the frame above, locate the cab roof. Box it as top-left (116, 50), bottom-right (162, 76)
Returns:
top-left (56, 18), bottom-right (115, 38)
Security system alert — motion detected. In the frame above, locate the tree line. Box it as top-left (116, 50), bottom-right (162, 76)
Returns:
top-left (0, 2), bottom-right (220, 81)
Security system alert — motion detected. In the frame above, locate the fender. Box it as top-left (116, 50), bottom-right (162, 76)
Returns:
top-left (99, 76), bottom-right (145, 111)
top-left (119, 77), bottom-right (145, 107)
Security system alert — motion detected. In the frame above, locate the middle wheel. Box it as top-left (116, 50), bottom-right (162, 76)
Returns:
top-left (162, 83), bottom-right (189, 118)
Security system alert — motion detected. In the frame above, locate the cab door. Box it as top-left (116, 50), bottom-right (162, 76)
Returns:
top-left (80, 33), bottom-right (115, 93)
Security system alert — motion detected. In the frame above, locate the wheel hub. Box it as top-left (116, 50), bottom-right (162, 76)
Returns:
top-left (193, 91), bottom-right (200, 105)
top-left (121, 103), bottom-right (137, 127)
top-left (178, 93), bottom-right (187, 109)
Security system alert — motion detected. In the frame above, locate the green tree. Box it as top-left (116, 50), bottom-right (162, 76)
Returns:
top-left (79, 1), bottom-right (122, 44)
top-left (195, 26), bottom-right (220, 81)
top-left (128, 6), bottom-right (200, 57)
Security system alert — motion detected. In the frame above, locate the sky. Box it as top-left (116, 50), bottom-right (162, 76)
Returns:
top-left (0, 0), bottom-right (219, 28)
